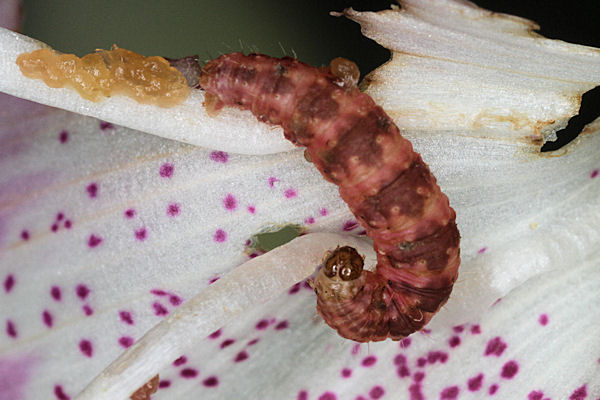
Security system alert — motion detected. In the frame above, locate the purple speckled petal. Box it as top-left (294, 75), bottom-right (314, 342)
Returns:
top-left (1, 1), bottom-right (600, 399)
top-left (0, 91), bottom-right (352, 398)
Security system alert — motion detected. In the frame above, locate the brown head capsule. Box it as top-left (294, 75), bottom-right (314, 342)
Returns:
top-left (314, 246), bottom-right (366, 302)
top-left (323, 246), bottom-right (364, 281)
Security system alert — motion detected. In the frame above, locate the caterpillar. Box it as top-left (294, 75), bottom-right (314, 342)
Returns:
top-left (200, 53), bottom-right (460, 343)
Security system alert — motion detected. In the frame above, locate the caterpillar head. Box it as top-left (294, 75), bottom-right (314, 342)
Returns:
top-left (313, 246), bottom-right (366, 301)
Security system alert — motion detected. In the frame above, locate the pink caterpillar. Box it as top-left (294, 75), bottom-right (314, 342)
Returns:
top-left (199, 53), bottom-right (460, 342)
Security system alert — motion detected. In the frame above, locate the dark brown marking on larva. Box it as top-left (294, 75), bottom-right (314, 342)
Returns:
top-left (199, 53), bottom-right (460, 342)
top-left (323, 109), bottom-right (391, 174)
top-left (389, 221), bottom-right (459, 271)
top-left (295, 85), bottom-right (340, 121)
top-left (353, 160), bottom-right (433, 230)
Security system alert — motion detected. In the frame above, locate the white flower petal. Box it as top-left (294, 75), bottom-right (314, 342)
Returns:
top-left (345, 1), bottom-right (600, 143)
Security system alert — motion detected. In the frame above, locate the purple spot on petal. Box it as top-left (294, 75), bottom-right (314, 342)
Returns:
top-left (470, 324), bottom-right (481, 334)
top-left (54, 384), bottom-right (70, 399)
top-left (414, 372), bottom-right (425, 382)
top-left (255, 319), bottom-right (269, 330)
top-left (528, 391), bottom-right (544, 400)
top-left (3, 274), bottom-right (15, 293)
top-left (298, 390), bottom-right (308, 400)
top-left (394, 354), bottom-right (407, 366)
top-left (304, 216), bottom-right (315, 224)
top-left (203, 376), bottom-right (219, 387)
top-left (159, 163), bottom-right (174, 178)
top-left (208, 329), bottom-right (221, 339)
top-left (427, 351), bottom-right (448, 364)
top-left (319, 392), bottom-right (337, 400)
top-left (370, 386), bottom-right (385, 399)
top-left (248, 338), bottom-right (259, 346)
top-left (169, 295), bottom-right (182, 306)
top-left (538, 313), bottom-right (549, 326)
top-left (467, 373), bottom-right (484, 391)
top-left (59, 130), bottom-right (69, 143)
top-left (268, 177), bottom-right (279, 187)
top-left (209, 151), bottom-right (229, 163)
top-left (223, 194), bottom-right (237, 211)
top-left (409, 383), bottom-right (424, 400)
top-left (76, 284), bottom-right (90, 300)
top-left (500, 360), bottom-right (519, 379)
top-left (124, 208), bottom-right (135, 218)
top-left (64, 220), bottom-right (72, 229)
top-left (180, 368), bottom-right (198, 378)
top-left (341, 368), bottom-right (352, 378)
top-left (42, 310), bottom-right (53, 328)
top-left (234, 350), bottom-right (249, 363)
top-left (167, 203), bottom-right (180, 217)
top-left (275, 320), bottom-right (289, 330)
top-left (6, 320), bottom-right (17, 338)
top-left (591, 169), bottom-right (598, 179)
top-left (86, 183), bottom-right (98, 198)
top-left (362, 355), bottom-right (377, 367)
top-left (319, 208), bottom-right (328, 216)
top-left (220, 339), bottom-right (235, 349)
top-left (213, 229), bottom-right (227, 242)
top-left (397, 366), bottom-right (411, 378)
top-left (134, 228), bottom-right (147, 241)
top-left (343, 219), bottom-right (359, 231)
top-left (289, 282), bottom-right (301, 295)
top-left (284, 188), bottom-right (297, 198)
top-left (79, 339), bottom-right (93, 357)
top-left (569, 385), bottom-right (587, 400)
top-left (51, 223), bottom-right (59, 232)
top-left (247, 205), bottom-right (256, 214)
top-left (449, 336), bottom-right (461, 348)
top-left (488, 384), bottom-right (498, 395)
top-left (150, 289), bottom-right (167, 296)
top-left (440, 386), bottom-right (459, 399)
top-left (118, 336), bottom-right (134, 348)
top-left (400, 337), bottom-right (412, 348)
top-left (484, 337), bottom-right (507, 357)
top-left (153, 302), bottom-right (168, 316)
top-left (82, 305), bottom-right (93, 316)
top-left (51, 286), bottom-right (61, 301)
top-left (173, 356), bottom-right (187, 366)
top-left (20, 230), bottom-right (30, 240)
top-left (87, 234), bottom-right (102, 248)
top-left (99, 121), bottom-right (114, 131)
top-left (158, 380), bottom-right (171, 388)
top-left (478, 246), bottom-right (487, 254)
top-left (119, 311), bottom-right (134, 325)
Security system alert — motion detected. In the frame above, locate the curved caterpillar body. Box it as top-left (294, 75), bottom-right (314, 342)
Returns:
top-left (199, 53), bottom-right (460, 342)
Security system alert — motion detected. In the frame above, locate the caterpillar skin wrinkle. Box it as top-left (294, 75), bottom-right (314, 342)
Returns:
top-left (199, 53), bottom-right (460, 342)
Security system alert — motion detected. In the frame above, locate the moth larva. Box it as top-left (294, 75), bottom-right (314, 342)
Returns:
top-left (200, 53), bottom-right (460, 342)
